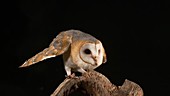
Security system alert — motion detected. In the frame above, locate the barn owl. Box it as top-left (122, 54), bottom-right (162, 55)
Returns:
top-left (19, 29), bottom-right (107, 77)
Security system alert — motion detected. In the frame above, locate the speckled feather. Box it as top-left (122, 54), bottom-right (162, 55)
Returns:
top-left (19, 29), bottom-right (107, 76)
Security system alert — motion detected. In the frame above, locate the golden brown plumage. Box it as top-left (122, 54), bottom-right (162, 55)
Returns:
top-left (19, 29), bottom-right (107, 76)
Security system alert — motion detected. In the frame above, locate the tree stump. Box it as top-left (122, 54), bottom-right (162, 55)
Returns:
top-left (51, 71), bottom-right (143, 96)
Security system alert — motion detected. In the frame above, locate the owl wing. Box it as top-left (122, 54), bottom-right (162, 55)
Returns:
top-left (19, 31), bottom-right (73, 68)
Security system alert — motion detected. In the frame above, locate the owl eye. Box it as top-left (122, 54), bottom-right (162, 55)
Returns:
top-left (84, 49), bottom-right (91, 54)
top-left (98, 49), bottom-right (101, 54)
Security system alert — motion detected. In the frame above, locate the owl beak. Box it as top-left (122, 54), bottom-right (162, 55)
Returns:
top-left (92, 56), bottom-right (98, 65)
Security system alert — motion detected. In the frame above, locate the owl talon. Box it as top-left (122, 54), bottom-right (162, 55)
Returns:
top-left (65, 73), bottom-right (78, 79)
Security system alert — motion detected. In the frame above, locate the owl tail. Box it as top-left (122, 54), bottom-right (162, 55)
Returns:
top-left (19, 46), bottom-right (58, 68)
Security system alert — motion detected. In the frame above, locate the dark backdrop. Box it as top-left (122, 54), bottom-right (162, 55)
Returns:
top-left (1, 0), bottom-right (168, 96)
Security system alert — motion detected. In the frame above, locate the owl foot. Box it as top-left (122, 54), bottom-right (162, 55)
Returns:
top-left (65, 73), bottom-right (78, 79)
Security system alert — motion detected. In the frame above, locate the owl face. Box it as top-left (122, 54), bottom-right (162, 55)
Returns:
top-left (79, 41), bottom-right (104, 67)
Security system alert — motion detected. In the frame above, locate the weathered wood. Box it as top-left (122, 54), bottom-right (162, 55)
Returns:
top-left (51, 71), bottom-right (143, 96)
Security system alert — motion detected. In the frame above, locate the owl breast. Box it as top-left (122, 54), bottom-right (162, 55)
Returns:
top-left (63, 53), bottom-right (96, 72)
top-left (72, 56), bottom-right (98, 71)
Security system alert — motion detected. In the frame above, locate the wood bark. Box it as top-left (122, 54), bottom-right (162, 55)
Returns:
top-left (51, 71), bottom-right (143, 96)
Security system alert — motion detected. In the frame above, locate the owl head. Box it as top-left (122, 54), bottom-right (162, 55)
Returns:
top-left (79, 40), bottom-right (106, 67)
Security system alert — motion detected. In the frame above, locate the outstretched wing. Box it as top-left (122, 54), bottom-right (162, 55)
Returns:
top-left (19, 31), bottom-right (72, 68)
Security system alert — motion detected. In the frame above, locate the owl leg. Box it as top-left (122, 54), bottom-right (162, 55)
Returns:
top-left (64, 66), bottom-right (76, 78)
top-left (65, 66), bottom-right (71, 76)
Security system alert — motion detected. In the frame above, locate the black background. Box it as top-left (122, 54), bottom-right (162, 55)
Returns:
top-left (1, 0), bottom-right (169, 96)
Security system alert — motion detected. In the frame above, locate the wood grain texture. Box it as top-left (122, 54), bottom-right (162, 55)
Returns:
top-left (51, 71), bottom-right (143, 96)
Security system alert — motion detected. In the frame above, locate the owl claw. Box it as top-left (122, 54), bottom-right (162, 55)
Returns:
top-left (65, 73), bottom-right (78, 79)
